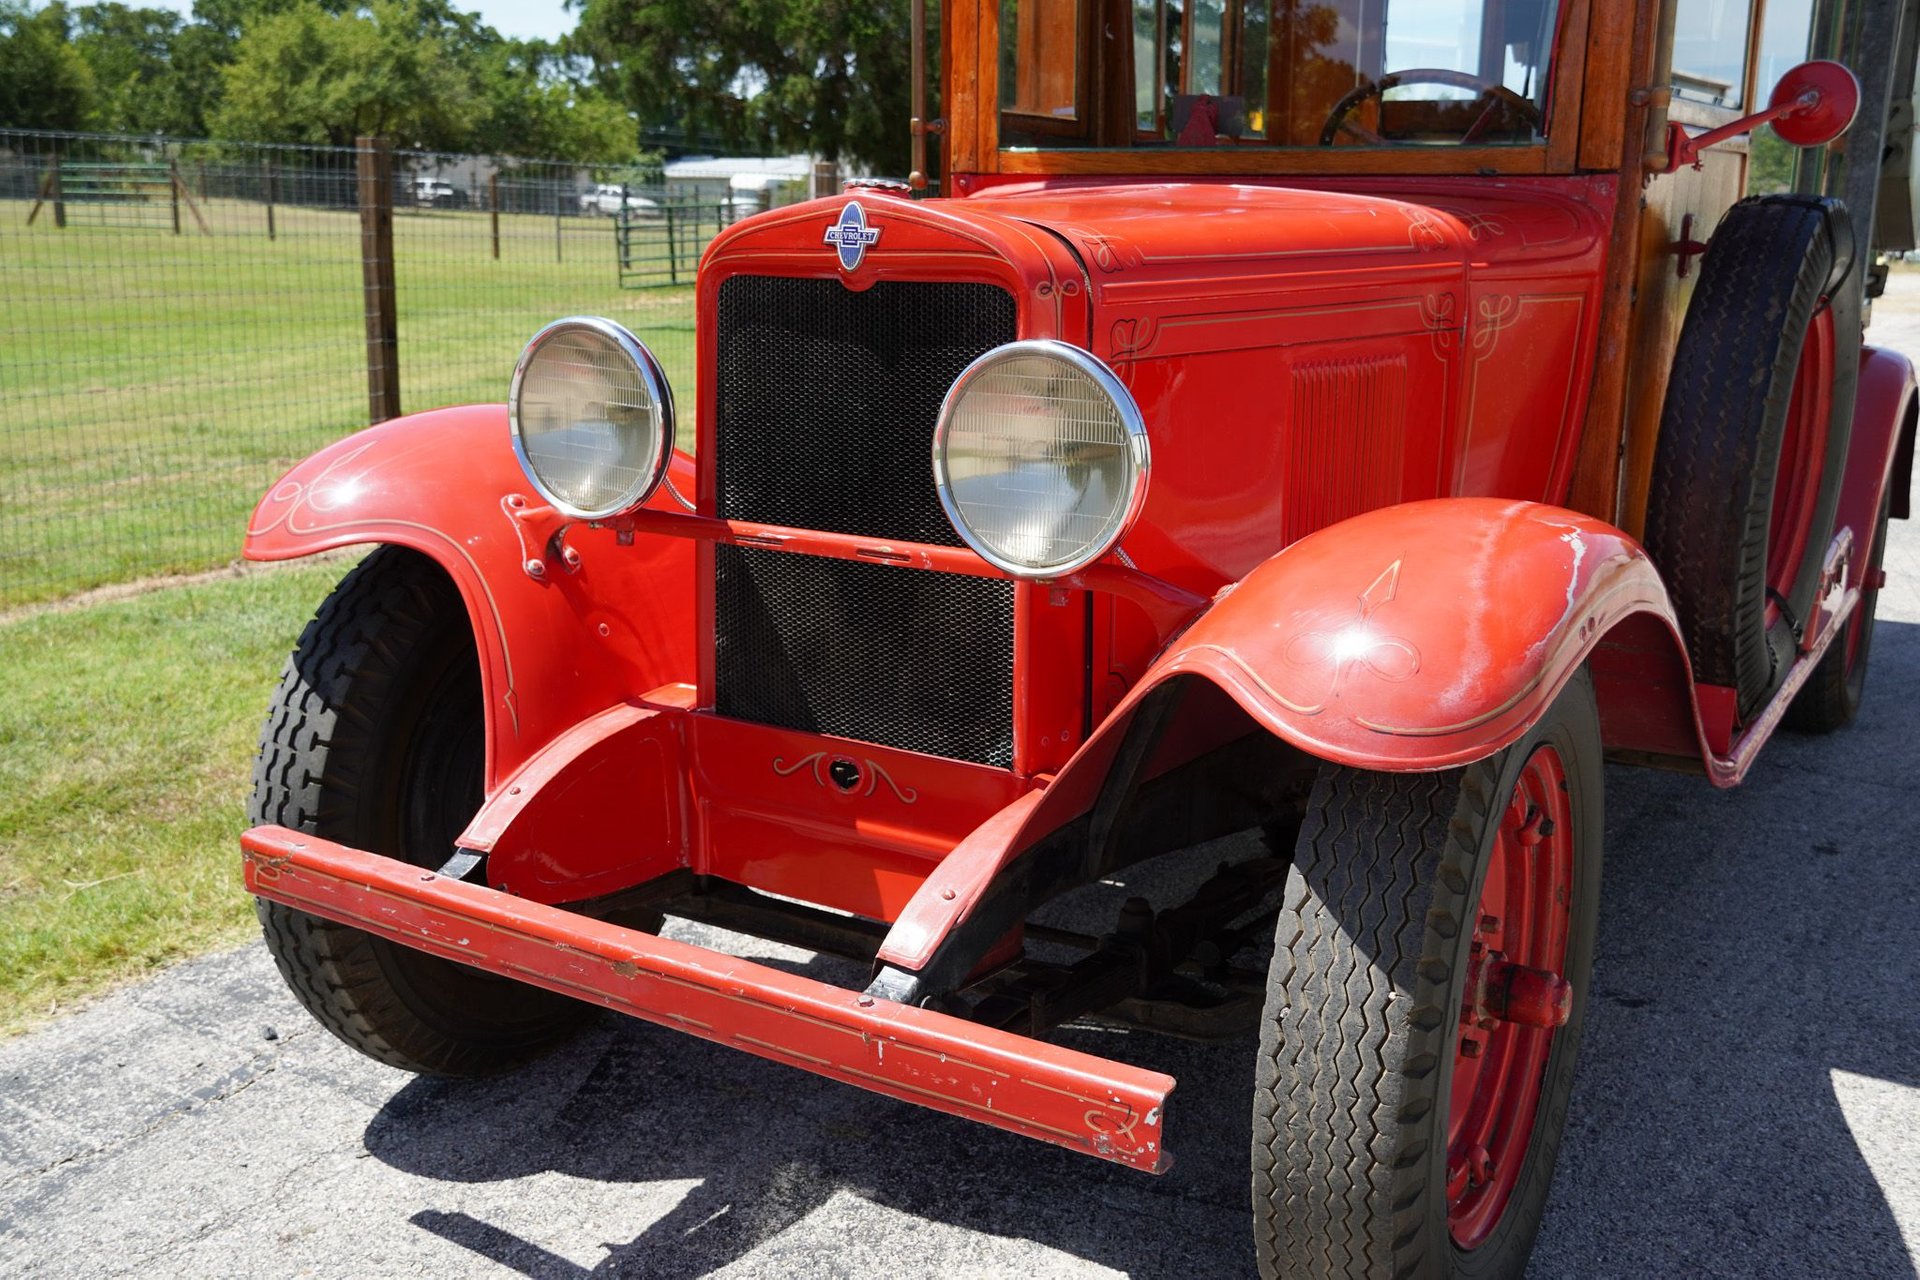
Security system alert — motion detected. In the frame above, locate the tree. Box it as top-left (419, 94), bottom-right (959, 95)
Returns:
top-left (71, 3), bottom-right (209, 135)
top-left (0, 1), bottom-right (97, 131)
top-left (570, 0), bottom-right (917, 173)
top-left (209, 0), bottom-right (487, 149)
top-left (469, 41), bottom-right (638, 163)
top-left (190, 0), bottom-right (353, 42)
top-left (16, 0), bottom-right (648, 166)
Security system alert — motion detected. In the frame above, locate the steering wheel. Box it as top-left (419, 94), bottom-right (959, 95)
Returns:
top-left (1319, 68), bottom-right (1543, 146)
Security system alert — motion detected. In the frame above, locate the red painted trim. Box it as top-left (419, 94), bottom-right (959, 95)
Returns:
top-left (617, 508), bottom-right (1207, 639)
top-left (241, 824), bottom-right (1173, 1173)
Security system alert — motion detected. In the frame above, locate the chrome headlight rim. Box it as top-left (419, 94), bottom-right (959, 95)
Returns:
top-left (507, 315), bottom-right (676, 521)
top-left (932, 338), bottom-right (1152, 580)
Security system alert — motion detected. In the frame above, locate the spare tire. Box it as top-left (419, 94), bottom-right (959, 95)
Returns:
top-left (1644, 195), bottom-right (1857, 720)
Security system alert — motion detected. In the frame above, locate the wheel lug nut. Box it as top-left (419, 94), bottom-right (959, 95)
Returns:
top-left (1485, 959), bottom-right (1573, 1028)
top-left (1480, 913), bottom-right (1500, 933)
top-left (1460, 1036), bottom-right (1483, 1058)
top-left (1469, 1144), bottom-right (1494, 1185)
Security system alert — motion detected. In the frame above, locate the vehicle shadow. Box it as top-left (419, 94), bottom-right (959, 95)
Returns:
top-left (362, 622), bottom-right (1920, 1279)
top-left (366, 929), bottom-right (1262, 1279)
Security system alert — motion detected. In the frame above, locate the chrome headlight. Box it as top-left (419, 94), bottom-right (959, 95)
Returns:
top-left (508, 317), bottom-right (674, 520)
top-left (933, 340), bottom-right (1150, 578)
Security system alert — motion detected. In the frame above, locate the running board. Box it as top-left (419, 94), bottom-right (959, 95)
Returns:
top-left (241, 825), bottom-right (1173, 1172)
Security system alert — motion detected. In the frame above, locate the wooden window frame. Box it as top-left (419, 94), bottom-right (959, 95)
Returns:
top-left (997, 0), bottom-right (1102, 140)
top-left (950, 0), bottom-right (1600, 177)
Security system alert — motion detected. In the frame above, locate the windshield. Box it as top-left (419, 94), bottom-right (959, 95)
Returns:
top-left (998, 0), bottom-right (1562, 151)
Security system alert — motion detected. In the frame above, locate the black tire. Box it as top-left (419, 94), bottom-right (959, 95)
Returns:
top-left (1644, 195), bottom-right (1857, 720)
top-left (250, 546), bottom-right (590, 1075)
top-left (1786, 491), bottom-right (1891, 732)
top-left (1251, 670), bottom-right (1604, 1279)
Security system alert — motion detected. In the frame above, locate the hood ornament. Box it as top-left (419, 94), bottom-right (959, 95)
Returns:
top-left (824, 201), bottom-right (882, 271)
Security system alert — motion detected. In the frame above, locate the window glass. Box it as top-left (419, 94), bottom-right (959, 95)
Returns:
top-left (1240, 0), bottom-right (1269, 136)
top-left (1190, 0), bottom-right (1227, 96)
top-left (1755, 0), bottom-right (1813, 89)
top-left (1386, 1), bottom-right (1553, 101)
top-left (1002, 0), bottom-right (1560, 152)
top-left (1670, 0), bottom-right (1754, 108)
top-left (1131, 0), bottom-right (1187, 137)
top-left (1749, 0), bottom-right (1815, 192)
top-left (1000, 0), bottom-right (1082, 121)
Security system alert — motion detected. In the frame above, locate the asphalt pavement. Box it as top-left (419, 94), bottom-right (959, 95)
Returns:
top-left (6, 289), bottom-right (1920, 1279)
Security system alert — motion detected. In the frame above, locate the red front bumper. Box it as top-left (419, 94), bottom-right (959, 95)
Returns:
top-left (241, 824), bottom-right (1174, 1171)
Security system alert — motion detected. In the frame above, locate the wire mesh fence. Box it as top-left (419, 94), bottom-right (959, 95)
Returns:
top-left (617, 199), bottom-right (735, 287)
top-left (0, 128), bottom-right (732, 609)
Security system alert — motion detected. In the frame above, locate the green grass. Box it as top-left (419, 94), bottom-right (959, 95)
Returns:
top-left (1, 197), bottom-right (699, 607)
top-left (0, 557), bottom-right (355, 1033)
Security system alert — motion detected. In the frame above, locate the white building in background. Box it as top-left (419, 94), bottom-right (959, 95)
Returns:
top-left (663, 154), bottom-right (839, 215)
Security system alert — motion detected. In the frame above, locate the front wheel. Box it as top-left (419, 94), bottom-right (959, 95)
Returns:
top-left (250, 546), bottom-right (591, 1075)
top-left (1251, 670), bottom-right (1604, 1278)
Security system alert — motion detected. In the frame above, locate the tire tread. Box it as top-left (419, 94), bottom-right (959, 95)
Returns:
top-left (249, 547), bottom-right (581, 1076)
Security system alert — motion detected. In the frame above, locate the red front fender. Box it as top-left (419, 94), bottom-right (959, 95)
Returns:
top-left (1144, 498), bottom-right (1680, 769)
top-left (244, 406), bottom-right (697, 790)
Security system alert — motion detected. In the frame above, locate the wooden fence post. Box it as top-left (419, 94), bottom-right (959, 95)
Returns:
top-left (264, 159), bottom-right (276, 240)
top-left (168, 161), bottom-right (212, 235)
top-left (665, 202), bottom-right (678, 285)
top-left (27, 154), bottom-right (66, 228)
top-left (357, 136), bottom-right (401, 424)
top-left (489, 172), bottom-right (499, 260)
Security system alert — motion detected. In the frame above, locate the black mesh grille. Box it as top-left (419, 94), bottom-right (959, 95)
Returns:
top-left (715, 275), bottom-right (1018, 544)
top-left (714, 545), bottom-right (1015, 768)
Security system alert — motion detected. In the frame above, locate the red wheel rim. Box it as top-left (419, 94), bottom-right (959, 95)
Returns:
top-left (1766, 306), bottom-right (1834, 625)
top-left (1445, 745), bottom-right (1575, 1251)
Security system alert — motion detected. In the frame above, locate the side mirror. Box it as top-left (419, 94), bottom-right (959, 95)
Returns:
top-left (1766, 59), bottom-right (1862, 148)
top-left (1655, 59), bottom-right (1862, 173)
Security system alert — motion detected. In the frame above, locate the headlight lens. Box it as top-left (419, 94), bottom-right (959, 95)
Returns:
top-left (508, 317), bottom-right (674, 520)
top-left (933, 340), bottom-right (1150, 578)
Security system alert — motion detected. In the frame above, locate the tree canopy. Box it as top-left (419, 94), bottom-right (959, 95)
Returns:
top-left (211, 0), bottom-right (486, 149)
top-left (0, 2), bottom-right (96, 131)
top-left (569, 0), bottom-right (918, 173)
top-left (0, 0), bottom-right (915, 171)
top-left (73, 3), bottom-right (228, 136)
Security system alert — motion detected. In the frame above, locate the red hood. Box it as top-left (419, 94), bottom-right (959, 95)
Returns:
top-left (960, 180), bottom-right (1475, 273)
top-left (703, 175), bottom-right (1609, 339)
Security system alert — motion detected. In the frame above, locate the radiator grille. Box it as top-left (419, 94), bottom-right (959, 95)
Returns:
top-left (715, 275), bottom-right (1018, 544)
top-left (711, 274), bottom-right (1022, 767)
top-left (714, 545), bottom-right (1016, 768)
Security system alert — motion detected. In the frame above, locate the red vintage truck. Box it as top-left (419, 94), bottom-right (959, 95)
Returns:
top-left (240, 0), bottom-right (1920, 1274)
